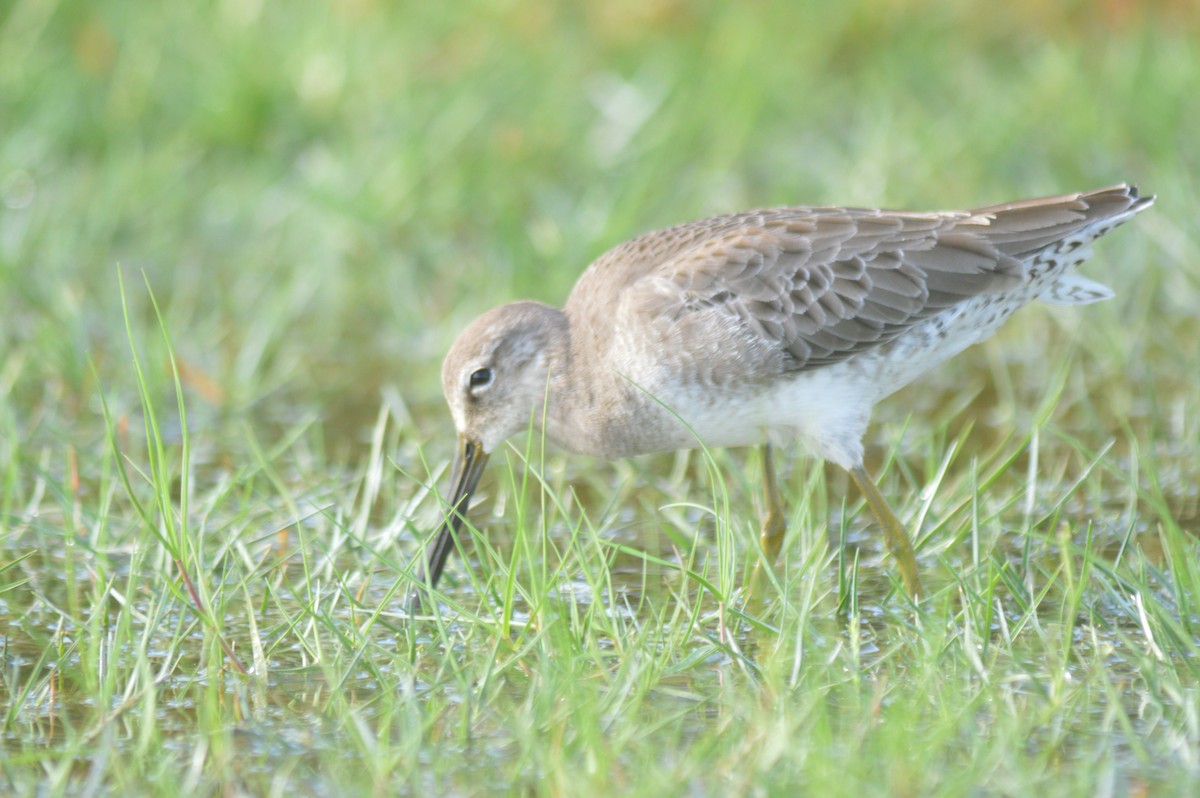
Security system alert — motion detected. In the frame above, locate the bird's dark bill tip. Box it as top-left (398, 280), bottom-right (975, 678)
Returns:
top-left (408, 434), bottom-right (490, 611)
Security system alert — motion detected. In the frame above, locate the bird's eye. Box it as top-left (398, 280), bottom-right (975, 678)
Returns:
top-left (469, 368), bottom-right (493, 390)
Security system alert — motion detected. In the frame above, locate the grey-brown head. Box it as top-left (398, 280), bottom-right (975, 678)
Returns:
top-left (412, 301), bottom-right (569, 604)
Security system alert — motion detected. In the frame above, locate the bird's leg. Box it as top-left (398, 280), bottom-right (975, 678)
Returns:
top-left (848, 464), bottom-right (923, 601)
top-left (758, 444), bottom-right (788, 564)
top-left (747, 444), bottom-right (787, 601)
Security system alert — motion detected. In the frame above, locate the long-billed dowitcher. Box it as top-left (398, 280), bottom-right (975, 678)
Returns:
top-left (411, 184), bottom-right (1153, 606)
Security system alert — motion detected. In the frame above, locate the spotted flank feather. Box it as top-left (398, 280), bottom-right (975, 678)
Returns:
top-left (1042, 272), bottom-right (1116, 305)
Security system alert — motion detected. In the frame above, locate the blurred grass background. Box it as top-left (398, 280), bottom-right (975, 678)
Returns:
top-left (2, 0), bottom-right (1199, 795)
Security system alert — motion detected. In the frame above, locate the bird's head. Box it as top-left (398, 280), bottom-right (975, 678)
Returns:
top-left (412, 301), bottom-right (569, 603)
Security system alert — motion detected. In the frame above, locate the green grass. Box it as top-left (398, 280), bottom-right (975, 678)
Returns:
top-left (2, 0), bottom-right (1199, 795)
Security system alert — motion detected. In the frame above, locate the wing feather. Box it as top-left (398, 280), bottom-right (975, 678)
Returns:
top-left (586, 185), bottom-right (1149, 376)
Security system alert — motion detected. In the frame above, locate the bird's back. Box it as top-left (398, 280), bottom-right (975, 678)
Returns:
top-left (568, 184), bottom-right (1152, 373)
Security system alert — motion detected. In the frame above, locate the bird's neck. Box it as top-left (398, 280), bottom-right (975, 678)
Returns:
top-left (537, 308), bottom-right (635, 459)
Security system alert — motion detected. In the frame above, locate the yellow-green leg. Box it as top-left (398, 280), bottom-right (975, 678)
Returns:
top-left (747, 444), bottom-right (787, 602)
top-left (848, 464), bottom-right (924, 601)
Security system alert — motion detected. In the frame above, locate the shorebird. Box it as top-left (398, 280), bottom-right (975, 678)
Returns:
top-left (411, 184), bottom-right (1153, 606)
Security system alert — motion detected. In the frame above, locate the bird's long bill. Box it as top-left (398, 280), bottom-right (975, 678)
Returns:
top-left (416, 434), bottom-right (490, 595)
